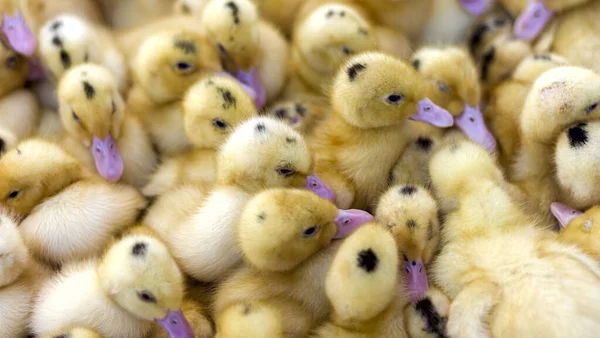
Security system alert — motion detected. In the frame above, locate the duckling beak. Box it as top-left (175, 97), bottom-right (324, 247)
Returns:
top-left (411, 98), bottom-right (454, 128)
top-left (550, 202), bottom-right (583, 229)
top-left (405, 258), bottom-right (428, 303)
top-left (454, 104), bottom-right (497, 152)
top-left (513, 0), bottom-right (554, 41)
top-left (1, 12), bottom-right (36, 56)
top-left (91, 134), bottom-right (124, 182)
top-left (333, 209), bottom-right (373, 239)
top-left (156, 309), bottom-right (194, 338)
top-left (305, 174), bottom-right (336, 203)
top-left (236, 67), bottom-right (267, 109)
top-left (459, 0), bottom-right (489, 16)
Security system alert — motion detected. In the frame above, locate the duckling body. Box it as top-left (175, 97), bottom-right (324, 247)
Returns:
top-left (215, 300), bottom-right (285, 338)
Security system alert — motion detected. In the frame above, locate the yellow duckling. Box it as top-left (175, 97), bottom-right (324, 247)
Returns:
top-left (215, 300), bottom-right (285, 338)
top-left (99, 0), bottom-right (175, 29)
top-left (0, 34), bottom-right (28, 97)
top-left (200, 0), bottom-right (288, 108)
top-left (38, 14), bottom-right (128, 93)
top-left (430, 140), bottom-right (600, 338)
top-left (0, 139), bottom-right (145, 265)
top-left (261, 95), bottom-right (329, 137)
top-left (57, 63), bottom-right (157, 188)
top-left (376, 184), bottom-right (441, 303)
top-left (142, 74), bottom-right (257, 197)
top-left (127, 29), bottom-right (221, 155)
top-left (311, 223), bottom-right (405, 338)
top-left (215, 188), bottom-right (373, 337)
top-left (0, 88), bottom-right (40, 156)
top-left (311, 52), bottom-right (453, 210)
top-left (552, 203), bottom-right (600, 262)
top-left (32, 227), bottom-right (196, 338)
top-left (41, 327), bottom-right (103, 338)
top-left (403, 287), bottom-right (450, 338)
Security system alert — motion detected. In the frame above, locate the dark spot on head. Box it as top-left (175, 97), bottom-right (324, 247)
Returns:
top-left (255, 123), bottom-right (266, 133)
top-left (412, 59), bottom-right (420, 70)
top-left (480, 47), bottom-right (495, 81)
top-left (225, 1), bottom-right (240, 25)
top-left (415, 298), bottom-right (448, 338)
top-left (567, 123), bottom-right (588, 148)
top-left (437, 81), bottom-right (451, 93)
top-left (241, 303), bottom-right (252, 315)
top-left (217, 87), bottom-right (236, 109)
top-left (217, 43), bottom-right (226, 53)
top-left (342, 46), bottom-right (352, 55)
top-left (286, 137), bottom-right (296, 144)
top-left (468, 23), bottom-right (489, 55)
top-left (533, 54), bottom-right (552, 61)
top-left (51, 36), bottom-right (62, 47)
top-left (181, 3), bottom-right (191, 13)
top-left (16, 148), bottom-right (21, 155)
top-left (132, 242), bottom-right (147, 256)
top-left (358, 28), bottom-right (368, 35)
top-left (406, 219), bottom-right (417, 230)
top-left (357, 248), bottom-right (378, 273)
top-left (82, 81), bottom-right (95, 100)
top-left (174, 40), bottom-right (197, 55)
top-left (295, 103), bottom-right (307, 117)
top-left (340, 11), bottom-right (346, 17)
top-left (0, 138), bottom-right (5, 154)
top-left (50, 20), bottom-right (62, 31)
top-left (60, 50), bottom-right (71, 69)
top-left (275, 108), bottom-right (287, 118)
top-left (207, 80), bottom-right (215, 86)
top-left (326, 10), bottom-right (335, 18)
top-left (347, 63), bottom-right (366, 81)
top-left (415, 137), bottom-right (433, 151)
top-left (257, 212), bottom-right (266, 221)
top-left (494, 18), bottom-right (506, 26)
top-left (400, 185), bottom-right (417, 196)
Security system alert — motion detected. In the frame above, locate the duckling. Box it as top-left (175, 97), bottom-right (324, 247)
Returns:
top-left (38, 14), bottom-right (128, 93)
top-left (430, 140), bottom-right (600, 338)
top-left (311, 223), bottom-right (405, 338)
top-left (375, 184), bottom-right (441, 303)
top-left (552, 203), bottom-right (600, 262)
top-left (420, 0), bottom-right (495, 44)
top-left (200, 0), bottom-right (289, 108)
top-left (99, 0), bottom-right (176, 29)
top-left (148, 299), bottom-right (214, 338)
top-left (411, 45), bottom-right (497, 152)
top-left (511, 66), bottom-right (600, 227)
top-left (215, 188), bottom-right (373, 337)
top-left (0, 35), bottom-right (29, 97)
top-left (0, 88), bottom-right (40, 155)
top-left (215, 300), bottom-right (285, 338)
top-left (31, 227), bottom-right (195, 338)
top-left (41, 327), bottom-right (103, 338)
top-left (141, 74), bottom-right (257, 197)
top-left (466, 5), bottom-right (513, 59)
top-left (262, 96), bottom-right (329, 137)
top-left (403, 287), bottom-right (450, 338)
top-left (128, 29), bottom-right (221, 155)
top-left (0, 139), bottom-right (146, 265)
top-left (57, 63), bottom-right (156, 188)
top-left (311, 52), bottom-right (453, 211)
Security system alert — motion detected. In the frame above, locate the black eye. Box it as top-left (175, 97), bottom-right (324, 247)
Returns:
top-left (275, 109), bottom-right (287, 119)
top-left (137, 290), bottom-right (157, 303)
top-left (302, 225), bottom-right (319, 238)
top-left (276, 168), bottom-right (295, 177)
top-left (212, 118), bottom-right (228, 129)
top-left (342, 46), bottom-right (352, 55)
top-left (386, 94), bottom-right (404, 104)
top-left (5, 56), bottom-right (18, 69)
top-left (586, 102), bottom-right (599, 113)
top-left (175, 62), bottom-right (194, 72)
top-left (7, 190), bottom-right (19, 199)
top-left (72, 111), bottom-right (80, 123)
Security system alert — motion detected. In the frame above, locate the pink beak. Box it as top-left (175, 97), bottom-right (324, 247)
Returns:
top-left (156, 309), bottom-right (194, 338)
top-left (305, 174), bottom-right (336, 203)
top-left (404, 258), bottom-right (429, 303)
top-left (550, 202), bottom-right (583, 229)
top-left (459, 0), bottom-right (490, 16)
top-left (236, 67), bottom-right (267, 109)
top-left (514, 0), bottom-right (554, 41)
top-left (454, 104), bottom-right (497, 152)
top-left (411, 98), bottom-right (454, 128)
top-left (91, 134), bottom-right (124, 182)
top-left (2, 12), bottom-right (36, 56)
top-left (333, 209), bottom-right (373, 239)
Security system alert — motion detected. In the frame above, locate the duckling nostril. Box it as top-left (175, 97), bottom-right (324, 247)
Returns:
top-left (171, 319), bottom-right (178, 325)
top-left (469, 117), bottom-right (475, 123)
top-left (412, 261), bottom-right (417, 266)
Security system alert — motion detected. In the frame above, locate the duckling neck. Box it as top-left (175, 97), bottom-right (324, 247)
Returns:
top-left (291, 46), bottom-right (333, 94)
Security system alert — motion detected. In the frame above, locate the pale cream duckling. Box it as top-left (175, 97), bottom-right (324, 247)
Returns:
top-left (311, 223), bottom-right (405, 338)
top-left (41, 327), bottom-right (103, 338)
top-left (215, 300), bottom-right (285, 338)
top-left (142, 74), bottom-right (257, 197)
top-left (200, 0), bottom-right (288, 108)
top-left (0, 139), bottom-right (145, 265)
top-left (32, 227), bottom-right (196, 338)
top-left (99, 0), bottom-right (176, 29)
top-left (38, 14), bottom-right (128, 93)
top-left (215, 188), bottom-right (373, 337)
top-left (430, 140), bottom-right (600, 338)
top-left (261, 95), bottom-right (329, 136)
top-left (403, 287), bottom-right (450, 338)
top-left (57, 63), bottom-right (157, 188)
top-left (375, 184), bottom-right (441, 303)
top-left (127, 29), bottom-right (221, 155)
top-left (311, 52), bottom-right (454, 211)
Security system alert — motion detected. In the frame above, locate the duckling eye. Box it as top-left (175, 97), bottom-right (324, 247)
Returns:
top-left (386, 94), bottom-right (404, 104)
top-left (174, 61), bottom-right (194, 72)
top-left (302, 225), bottom-right (320, 238)
top-left (494, 18), bottom-right (506, 26)
top-left (586, 102), bottom-right (599, 113)
top-left (341, 46), bottom-right (352, 55)
top-left (5, 55), bottom-right (18, 69)
top-left (72, 111), bottom-right (80, 123)
top-left (137, 290), bottom-right (157, 303)
top-left (212, 118), bottom-right (229, 130)
top-left (276, 168), bottom-right (295, 177)
top-left (7, 190), bottom-right (19, 199)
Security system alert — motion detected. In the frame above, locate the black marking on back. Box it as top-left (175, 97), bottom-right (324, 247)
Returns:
top-left (275, 108), bottom-right (287, 118)
top-left (50, 21), bottom-right (63, 31)
top-left (406, 219), bottom-right (417, 230)
top-left (51, 36), bottom-right (63, 47)
top-left (415, 298), bottom-right (448, 338)
top-left (326, 10), bottom-right (335, 18)
top-left (132, 242), bottom-right (147, 257)
top-left (357, 248), bottom-right (378, 273)
top-left (468, 23), bottom-right (489, 55)
top-left (480, 47), bottom-right (495, 81)
top-left (568, 123), bottom-right (588, 148)
top-left (412, 59), bottom-right (420, 70)
top-left (286, 137), bottom-right (296, 144)
top-left (174, 40), bottom-right (197, 55)
top-left (226, 1), bottom-right (240, 25)
top-left (60, 50), bottom-right (71, 69)
top-left (295, 103), bottom-right (307, 117)
top-left (400, 185), bottom-right (417, 196)
top-left (217, 87), bottom-right (236, 109)
top-left (255, 123), bottom-right (266, 133)
top-left (415, 137), bottom-right (433, 151)
top-left (82, 81), bottom-right (95, 100)
top-left (347, 63), bottom-right (366, 81)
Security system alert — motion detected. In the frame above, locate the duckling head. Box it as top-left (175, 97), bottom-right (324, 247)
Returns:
top-left (522, 66), bottom-right (600, 144)
top-left (478, 33), bottom-right (532, 92)
top-left (182, 74), bottom-right (256, 148)
top-left (98, 233), bottom-right (194, 338)
top-left (0, 35), bottom-right (28, 97)
top-left (262, 99), bottom-right (321, 133)
top-left (217, 117), bottom-right (312, 192)
top-left (326, 223), bottom-right (399, 322)
top-left (0, 139), bottom-right (84, 217)
top-left (467, 7), bottom-right (513, 57)
top-left (58, 63), bottom-right (125, 182)
top-left (39, 15), bottom-right (99, 82)
top-left (376, 184), bottom-right (440, 302)
top-left (459, 0), bottom-right (493, 16)
top-left (294, 3), bottom-right (377, 81)
top-left (216, 301), bottom-right (284, 338)
top-left (133, 30), bottom-right (221, 104)
top-left (1, 11), bottom-right (36, 56)
top-left (513, 0), bottom-right (554, 41)
top-left (201, 0), bottom-right (266, 107)
top-left (0, 212), bottom-right (28, 287)
top-left (331, 52), bottom-right (453, 129)
top-left (412, 46), bottom-right (496, 152)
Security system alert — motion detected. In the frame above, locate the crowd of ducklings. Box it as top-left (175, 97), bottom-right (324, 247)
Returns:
top-left (1, 0), bottom-right (600, 337)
